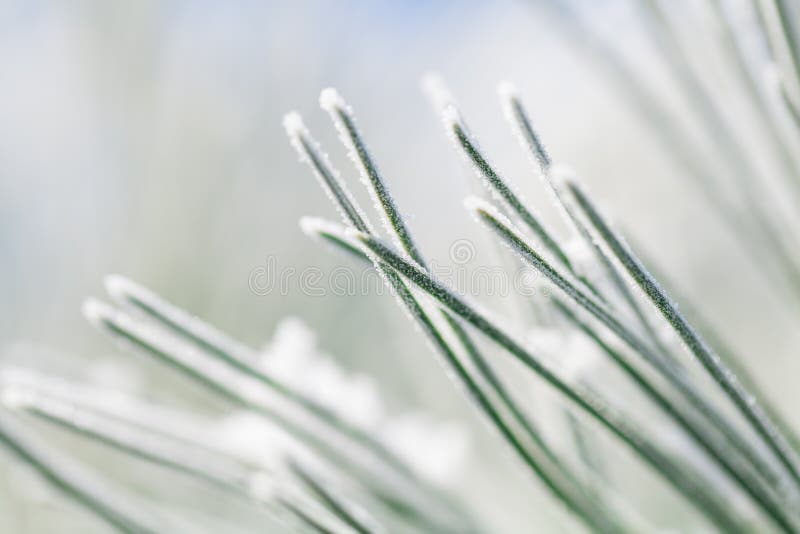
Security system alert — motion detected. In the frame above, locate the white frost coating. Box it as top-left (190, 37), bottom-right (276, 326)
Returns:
top-left (82, 297), bottom-right (118, 330)
top-left (103, 274), bottom-right (157, 315)
top-left (463, 195), bottom-right (514, 229)
top-left (298, 216), bottom-right (343, 240)
top-left (421, 72), bottom-right (455, 111)
top-left (441, 104), bottom-right (465, 132)
top-left (282, 111), bottom-right (307, 139)
top-left (300, 218), bottom-right (367, 256)
top-left (105, 274), bottom-right (147, 304)
top-left (344, 226), bottom-right (370, 244)
top-left (319, 87), bottom-right (347, 113)
top-left (497, 81), bottom-right (524, 138)
top-left (284, 111), bottom-right (376, 235)
top-left (462, 194), bottom-right (494, 215)
top-left (497, 80), bottom-right (519, 102)
top-left (318, 86), bottom-right (411, 257)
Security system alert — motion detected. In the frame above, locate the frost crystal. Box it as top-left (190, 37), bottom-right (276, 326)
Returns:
top-left (318, 87), bottom-right (347, 113)
top-left (496, 80), bottom-right (519, 102)
top-left (421, 72), bottom-right (455, 111)
top-left (298, 216), bottom-right (343, 240)
top-left (282, 111), bottom-right (306, 138)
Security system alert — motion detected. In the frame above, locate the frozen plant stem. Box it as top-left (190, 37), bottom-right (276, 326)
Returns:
top-left (288, 107), bottom-right (620, 532)
top-left (466, 195), bottom-right (795, 506)
top-left (105, 275), bottom-right (423, 493)
top-left (443, 106), bottom-right (584, 287)
top-left (5, 387), bottom-right (252, 496)
top-left (320, 89), bottom-right (581, 486)
top-left (630, 241), bottom-right (800, 455)
top-left (82, 298), bottom-right (455, 533)
top-left (320, 88), bottom-right (422, 261)
top-left (500, 84), bottom-right (692, 372)
top-left (0, 411), bottom-right (160, 534)
top-left (321, 88), bottom-right (567, 464)
top-left (2, 380), bottom-right (372, 533)
top-left (564, 177), bottom-right (800, 491)
top-left (550, 299), bottom-right (796, 532)
top-left (324, 223), bottom-right (750, 532)
top-left (494, 88), bottom-right (793, 494)
top-left (309, 220), bottom-right (620, 532)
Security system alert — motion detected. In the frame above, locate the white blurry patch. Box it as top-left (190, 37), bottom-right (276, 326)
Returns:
top-left (380, 413), bottom-right (469, 485)
top-left (527, 326), bottom-right (601, 383)
top-left (562, 237), bottom-right (595, 275)
top-left (259, 317), bottom-right (384, 429)
top-left (420, 72), bottom-right (456, 111)
top-left (258, 317), bottom-right (469, 484)
top-left (213, 410), bottom-right (295, 470)
top-left (0, 383), bottom-right (35, 410)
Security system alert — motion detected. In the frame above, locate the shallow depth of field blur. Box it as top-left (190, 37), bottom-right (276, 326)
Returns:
top-left (2, 1), bottom-right (800, 532)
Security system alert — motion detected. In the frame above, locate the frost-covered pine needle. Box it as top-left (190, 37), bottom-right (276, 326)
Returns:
top-left (284, 111), bottom-right (374, 234)
top-left (10, 6), bottom-right (800, 530)
top-left (303, 220), bottom-right (751, 531)
top-left (441, 104), bottom-right (576, 276)
top-left (103, 274), bottom-right (422, 486)
top-left (82, 295), bottom-right (469, 533)
top-left (563, 176), bottom-right (800, 493)
top-left (319, 88), bottom-right (422, 261)
top-left (496, 86), bottom-right (677, 364)
top-left (0, 409), bottom-right (162, 533)
top-left (464, 195), bottom-right (796, 514)
top-left (288, 104), bottom-right (627, 533)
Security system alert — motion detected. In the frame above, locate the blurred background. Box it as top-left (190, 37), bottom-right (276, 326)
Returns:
top-left (2, 1), bottom-right (799, 532)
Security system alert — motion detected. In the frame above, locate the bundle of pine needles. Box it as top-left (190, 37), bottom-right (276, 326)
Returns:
top-left (3, 1), bottom-right (800, 532)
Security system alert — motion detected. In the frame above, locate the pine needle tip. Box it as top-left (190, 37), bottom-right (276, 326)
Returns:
top-left (497, 80), bottom-right (519, 101)
top-left (82, 298), bottom-right (116, 330)
top-left (319, 87), bottom-right (346, 113)
top-left (282, 111), bottom-right (307, 138)
top-left (421, 72), bottom-right (454, 110)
